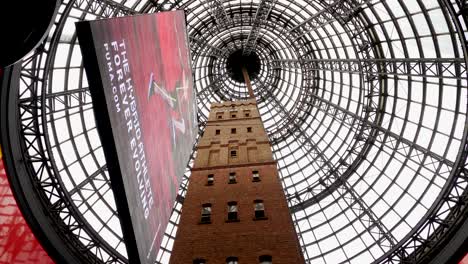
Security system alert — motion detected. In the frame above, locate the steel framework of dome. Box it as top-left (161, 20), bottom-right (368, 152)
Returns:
top-left (1, 0), bottom-right (468, 263)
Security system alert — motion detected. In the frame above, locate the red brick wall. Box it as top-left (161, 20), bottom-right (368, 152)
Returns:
top-left (170, 100), bottom-right (304, 263)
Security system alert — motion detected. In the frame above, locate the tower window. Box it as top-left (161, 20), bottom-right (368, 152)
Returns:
top-left (230, 150), bottom-right (237, 158)
top-left (229, 172), bottom-right (237, 183)
top-left (207, 174), bottom-right (214, 185)
top-left (193, 258), bottom-right (206, 264)
top-left (230, 111), bottom-right (237, 118)
top-left (244, 110), bottom-right (251, 117)
top-left (247, 127), bottom-right (252, 133)
top-left (226, 257), bottom-right (238, 264)
top-left (252, 170), bottom-right (260, 182)
top-left (231, 128), bottom-right (236, 134)
top-left (217, 112), bottom-right (223, 119)
top-left (201, 203), bottom-right (212, 223)
top-left (216, 129), bottom-right (221, 135)
top-left (227, 201), bottom-right (238, 221)
top-left (259, 255), bottom-right (272, 264)
top-left (254, 200), bottom-right (266, 219)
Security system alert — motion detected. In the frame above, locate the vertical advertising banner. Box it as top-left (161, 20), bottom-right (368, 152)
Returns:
top-left (76, 11), bottom-right (197, 264)
top-left (0, 146), bottom-right (54, 264)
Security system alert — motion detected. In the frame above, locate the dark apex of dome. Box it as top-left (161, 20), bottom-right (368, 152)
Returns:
top-left (226, 49), bottom-right (261, 83)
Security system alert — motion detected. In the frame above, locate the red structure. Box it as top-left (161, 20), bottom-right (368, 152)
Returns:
top-left (170, 99), bottom-right (304, 263)
top-left (460, 253), bottom-right (468, 264)
top-left (0, 146), bottom-right (53, 264)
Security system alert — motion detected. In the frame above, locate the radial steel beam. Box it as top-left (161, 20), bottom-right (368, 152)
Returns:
top-left (143, 0), bottom-right (178, 11)
top-left (375, 0), bottom-right (468, 262)
top-left (338, 181), bottom-right (398, 249)
top-left (209, 0), bottom-right (230, 28)
top-left (289, 0), bottom-right (372, 40)
top-left (271, 58), bottom-right (467, 79)
top-left (196, 73), bottom-right (230, 102)
top-left (190, 36), bottom-right (228, 59)
top-left (206, 0), bottom-right (241, 50)
top-left (72, 0), bottom-right (137, 17)
top-left (19, 88), bottom-right (93, 117)
top-left (46, 88), bottom-right (92, 112)
top-left (68, 165), bottom-right (108, 196)
top-left (243, 0), bottom-right (277, 55)
top-left (289, 93), bottom-right (458, 211)
top-left (258, 78), bottom-right (396, 249)
top-left (258, 79), bottom-right (367, 210)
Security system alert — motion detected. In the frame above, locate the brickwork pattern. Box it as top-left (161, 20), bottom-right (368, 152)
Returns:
top-left (170, 100), bottom-right (304, 263)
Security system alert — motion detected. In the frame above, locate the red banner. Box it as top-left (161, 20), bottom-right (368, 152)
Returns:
top-left (77, 11), bottom-right (197, 263)
top-left (0, 146), bottom-right (54, 263)
top-left (460, 253), bottom-right (468, 264)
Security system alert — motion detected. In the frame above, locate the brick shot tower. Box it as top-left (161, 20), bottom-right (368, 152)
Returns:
top-left (169, 68), bottom-right (304, 263)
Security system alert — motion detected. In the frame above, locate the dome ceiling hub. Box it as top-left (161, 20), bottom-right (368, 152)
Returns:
top-left (225, 49), bottom-right (261, 83)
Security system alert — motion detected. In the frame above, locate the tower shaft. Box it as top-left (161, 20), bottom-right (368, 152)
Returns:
top-left (242, 66), bottom-right (255, 99)
top-left (170, 99), bottom-right (304, 263)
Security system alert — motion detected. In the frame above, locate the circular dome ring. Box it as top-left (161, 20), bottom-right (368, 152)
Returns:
top-left (2, 0), bottom-right (468, 264)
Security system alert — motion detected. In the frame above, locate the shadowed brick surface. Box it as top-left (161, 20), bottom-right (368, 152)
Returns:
top-left (170, 100), bottom-right (304, 263)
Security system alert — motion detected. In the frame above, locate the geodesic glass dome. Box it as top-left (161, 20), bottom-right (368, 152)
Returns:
top-left (1, 0), bottom-right (468, 263)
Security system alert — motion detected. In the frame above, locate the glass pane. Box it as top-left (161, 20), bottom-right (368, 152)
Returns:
top-left (228, 205), bottom-right (238, 212)
top-left (255, 203), bottom-right (264, 211)
top-left (202, 207), bottom-right (211, 214)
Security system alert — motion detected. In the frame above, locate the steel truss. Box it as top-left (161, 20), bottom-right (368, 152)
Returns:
top-left (243, 0), bottom-right (277, 55)
top-left (270, 58), bottom-right (467, 80)
top-left (1, 0), bottom-right (468, 264)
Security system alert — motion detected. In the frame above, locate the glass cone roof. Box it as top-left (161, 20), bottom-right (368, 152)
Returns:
top-left (6, 0), bottom-right (468, 263)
